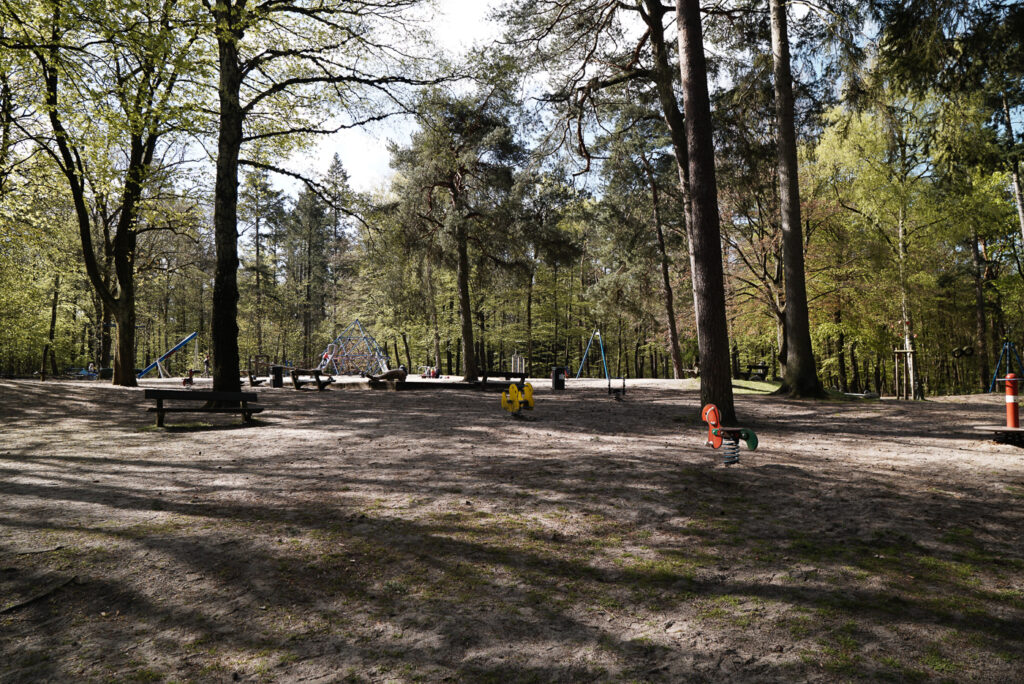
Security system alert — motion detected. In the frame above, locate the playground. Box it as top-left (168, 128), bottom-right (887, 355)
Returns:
top-left (1, 378), bottom-right (1023, 682)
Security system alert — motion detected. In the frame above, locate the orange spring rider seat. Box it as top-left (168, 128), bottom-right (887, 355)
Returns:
top-left (701, 404), bottom-right (758, 465)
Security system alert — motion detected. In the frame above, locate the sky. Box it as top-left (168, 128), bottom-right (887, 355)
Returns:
top-left (291, 0), bottom-right (503, 195)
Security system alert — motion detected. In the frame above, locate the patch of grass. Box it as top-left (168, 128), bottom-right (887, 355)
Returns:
top-left (916, 555), bottom-right (979, 584)
top-left (784, 615), bottom-right (814, 639)
top-left (731, 379), bottom-right (779, 395)
top-left (620, 556), bottom-right (698, 588)
top-left (875, 656), bottom-right (929, 683)
top-left (940, 526), bottom-right (977, 545)
top-left (697, 596), bottom-right (744, 622)
top-left (816, 622), bottom-right (864, 675)
top-left (1005, 485), bottom-right (1024, 499)
top-left (921, 593), bottom-right (987, 617)
top-left (919, 645), bottom-right (959, 674)
top-left (119, 520), bottom-right (187, 539)
top-left (820, 646), bottom-right (860, 675)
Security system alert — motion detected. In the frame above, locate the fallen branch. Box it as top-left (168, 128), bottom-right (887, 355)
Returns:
top-left (0, 575), bottom-right (76, 614)
top-left (12, 546), bottom-right (65, 555)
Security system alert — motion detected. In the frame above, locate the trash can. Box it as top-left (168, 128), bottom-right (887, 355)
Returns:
top-left (271, 365), bottom-right (284, 388)
top-left (552, 366), bottom-right (566, 390)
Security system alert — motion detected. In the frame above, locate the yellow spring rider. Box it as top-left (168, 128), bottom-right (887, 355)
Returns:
top-left (501, 382), bottom-right (534, 417)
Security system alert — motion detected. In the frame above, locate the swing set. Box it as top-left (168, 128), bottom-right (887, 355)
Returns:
top-left (575, 330), bottom-right (626, 398)
top-left (989, 340), bottom-right (1024, 393)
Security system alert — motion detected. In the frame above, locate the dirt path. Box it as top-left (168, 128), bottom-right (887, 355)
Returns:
top-left (1, 378), bottom-right (1022, 682)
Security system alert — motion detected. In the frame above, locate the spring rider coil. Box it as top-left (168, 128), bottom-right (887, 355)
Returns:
top-left (701, 404), bottom-right (758, 465)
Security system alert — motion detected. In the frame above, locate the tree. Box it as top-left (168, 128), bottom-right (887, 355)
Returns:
top-left (770, 0), bottom-right (823, 397)
top-left (388, 88), bottom-right (527, 380)
top-left (202, 0), bottom-right (433, 393)
top-left (1, 0), bottom-right (204, 385)
top-left (597, 102), bottom-right (687, 378)
top-left (282, 187), bottom-right (331, 365)
top-left (239, 164), bottom-right (287, 357)
top-left (815, 96), bottom-right (941, 395)
top-left (502, 0), bottom-right (736, 416)
top-left (675, 0), bottom-right (735, 421)
top-left (871, 1), bottom-right (1024, 256)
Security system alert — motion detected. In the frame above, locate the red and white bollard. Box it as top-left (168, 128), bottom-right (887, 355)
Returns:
top-left (1006, 373), bottom-right (1019, 428)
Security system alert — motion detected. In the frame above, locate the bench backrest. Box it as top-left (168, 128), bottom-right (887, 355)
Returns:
top-left (144, 389), bottom-right (259, 402)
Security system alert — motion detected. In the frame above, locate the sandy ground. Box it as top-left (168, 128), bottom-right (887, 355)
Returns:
top-left (1, 377), bottom-right (1022, 683)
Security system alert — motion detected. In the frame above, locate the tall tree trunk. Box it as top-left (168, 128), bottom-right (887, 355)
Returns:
top-left (675, 0), bottom-right (735, 422)
top-left (643, 0), bottom-right (700, 347)
top-left (43, 26), bottom-right (142, 387)
top-left (112, 303), bottom-right (136, 384)
top-left (40, 274), bottom-right (60, 379)
top-left (770, 0), bottom-right (821, 397)
top-left (526, 266), bottom-right (535, 375)
top-left (401, 332), bottom-right (412, 370)
top-left (304, 234), bottom-right (312, 365)
top-left (1002, 94), bottom-right (1024, 250)
top-left (634, 335), bottom-right (641, 379)
top-left (0, 42), bottom-right (10, 194)
top-left (476, 310), bottom-right (486, 370)
top-left (211, 8), bottom-right (244, 394)
top-left (455, 224), bottom-right (477, 380)
top-left (972, 230), bottom-right (990, 390)
top-left (836, 310), bottom-right (848, 393)
top-left (850, 341), bottom-right (861, 393)
top-left (642, 152), bottom-right (684, 378)
top-left (100, 299), bottom-right (113, 368)
top-left (255, 214), bottom-right (263, 356)
top-left (616, 316), bottom-right (623, 377)
top-left (425, 260), bottom-right (442, 370)
top-left (552, 265), bottom-right (559, 368)
top-left (897, 213), bottom-right (917, 395)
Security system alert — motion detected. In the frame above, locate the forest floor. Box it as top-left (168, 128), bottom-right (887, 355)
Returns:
top-left (1, 376), bottom-right (1023, 683)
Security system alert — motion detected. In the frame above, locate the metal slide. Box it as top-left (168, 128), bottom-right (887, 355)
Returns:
top-left (137, 332), bottom-right (198, 378)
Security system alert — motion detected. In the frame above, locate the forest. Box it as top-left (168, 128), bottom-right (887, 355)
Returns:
top-left (1, 0), bottom-right (1023, 407)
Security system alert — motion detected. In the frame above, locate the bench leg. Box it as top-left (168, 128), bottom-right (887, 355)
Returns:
top-left (156, 399), bottom-right (164, 427)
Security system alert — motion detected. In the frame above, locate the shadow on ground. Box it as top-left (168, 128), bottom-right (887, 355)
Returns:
top-left (1, 380), bottom-right (1021, 682)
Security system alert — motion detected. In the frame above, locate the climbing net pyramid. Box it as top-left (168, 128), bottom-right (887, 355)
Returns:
top-left (318, 319), bottom-right (391, 376)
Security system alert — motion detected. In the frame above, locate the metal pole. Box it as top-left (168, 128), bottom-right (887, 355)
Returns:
top-left (576, 331), bottom-right (598, 379)
top-left (597, 332), bottom-right (610, 381)
top-left (990, 342), bottom-right (1010, 393)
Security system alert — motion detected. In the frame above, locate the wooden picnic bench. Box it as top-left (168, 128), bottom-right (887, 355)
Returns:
top-left (290, 368), bottom-right (334, 391)
top-left (480, 369), bottom-right (527, 387)
top-left (144, 389), bottom-right (263, 427)
top-left (746, 364), bottom-right (768, 381)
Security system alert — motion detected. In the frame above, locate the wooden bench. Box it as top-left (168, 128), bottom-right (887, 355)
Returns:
top-left (144, 389), bottom-right (263, 427)
top-left (480, 369), bottom-right (526, 388)
top-left (290, 368), bottom-right (334, 391)
top-left (248, 371), bottom-right (265, 387)
top-left (746, 364), bottom-right (768, 381)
